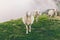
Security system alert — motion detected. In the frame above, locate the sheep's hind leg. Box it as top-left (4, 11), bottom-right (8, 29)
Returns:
top-left (26, 25), bottom-right (28, 34)
top-left (29, 25), bottom-right (31, 32)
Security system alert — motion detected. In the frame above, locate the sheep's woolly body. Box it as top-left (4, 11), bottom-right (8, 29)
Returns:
top-left (48, 10), bottom-right (54, 16)
top-left (22, 16), bottom-right (34, 25)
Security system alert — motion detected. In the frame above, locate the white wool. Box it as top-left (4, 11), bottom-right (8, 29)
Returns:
top-left (48, 10), bottom-right (54, 16)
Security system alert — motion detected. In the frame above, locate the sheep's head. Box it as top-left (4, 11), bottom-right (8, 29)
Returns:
top-left (26, 11), bottom-right (32, 18)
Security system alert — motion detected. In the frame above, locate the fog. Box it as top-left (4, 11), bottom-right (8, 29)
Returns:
top-left (0, 0), bottom-right (58, 22)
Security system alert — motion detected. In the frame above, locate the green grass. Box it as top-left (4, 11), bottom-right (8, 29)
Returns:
top-left (0, 15), bottom-right (60, 40)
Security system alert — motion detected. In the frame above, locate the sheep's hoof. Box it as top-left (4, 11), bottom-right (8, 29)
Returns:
top-left (26, 32), bottom-right (28, 34)
top-left (29, 30), bottom-right (31, 32)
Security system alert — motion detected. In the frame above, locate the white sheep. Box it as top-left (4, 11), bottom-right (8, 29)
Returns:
top-left (22, 12), bottom-right (34, 34)
top-left (34, 9), bottom-right (41, 22)
top-left (48, 9), bottom-right (57, 17)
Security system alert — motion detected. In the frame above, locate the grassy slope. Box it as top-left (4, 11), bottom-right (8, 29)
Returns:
top-left (0, 15), bottom-right (60, 40)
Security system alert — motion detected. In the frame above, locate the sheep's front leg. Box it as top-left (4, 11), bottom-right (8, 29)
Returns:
top-left (29, 25), bottom-right (31, 32)
top-left (36, 17), bottom-right (38, 22)
top-left (36, 18), bottom-right (37, 22)
top-left (26, 25), bottom-right (28, 34)
top-left (36, 16), bottom-right (39, 22)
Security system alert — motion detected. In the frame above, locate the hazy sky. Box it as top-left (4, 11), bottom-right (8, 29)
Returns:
top-left (0, 0), bottom-right (58, 22)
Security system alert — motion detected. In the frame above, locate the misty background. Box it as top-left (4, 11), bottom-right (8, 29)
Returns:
top-left (0, 0), bottom-right (60, 22)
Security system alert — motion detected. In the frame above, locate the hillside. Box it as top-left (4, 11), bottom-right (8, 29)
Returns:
top-left (0, 15), bottom-right (60, 40)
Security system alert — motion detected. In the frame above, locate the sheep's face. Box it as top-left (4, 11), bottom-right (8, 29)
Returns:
top-left (34, 10), bottom-right (40, 17)
top-left (26, 12), bottom-right (32, 18)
